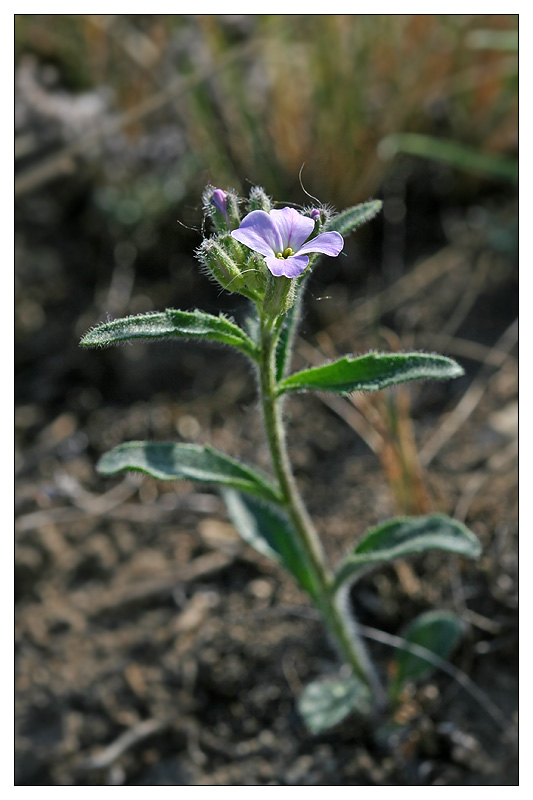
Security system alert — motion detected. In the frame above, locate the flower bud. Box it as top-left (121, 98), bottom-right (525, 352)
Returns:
top-left (263, 274), bottom-right (297, 317)
top-left (243, 251), bottom-right (268, 296)
top-left (196, 237), bottom-right (245, 293)
top-left (308, 206), bottom-right (331, 235)
top-left (224, 191), bottom-right (242, 230)
top-left (203, 186), bottom-right (241, 233)
top-left (248, 186), bottom-right (272, 213)
top-left (212, 189), bottom-right (229, 222)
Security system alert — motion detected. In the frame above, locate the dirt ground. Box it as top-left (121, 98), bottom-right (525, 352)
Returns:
top-left (15, 154), bottom-right (518, 783)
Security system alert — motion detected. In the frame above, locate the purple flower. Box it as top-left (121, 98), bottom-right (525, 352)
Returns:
top-left (231, 207), bottom-right (343, 278)
top-left (211, 189), bottom-right (229, 222)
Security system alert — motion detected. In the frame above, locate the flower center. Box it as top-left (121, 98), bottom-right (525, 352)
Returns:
top-left (275, 247), bottom-right (294, 259)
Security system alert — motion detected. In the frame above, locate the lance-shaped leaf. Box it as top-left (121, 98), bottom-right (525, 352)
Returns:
top-left (333, 514), bottom-right (481, 593)
top-left (390, 610), bottom-right (464, 699)
top-left (80, 309), bottom-right (259, 360)
top-left (222, 489), bottom-right (317, 597)
top-left (298, 675), bottom-right (372, 734)
top-left (277, 352), bottom-right (463, 396)
top-left (325, 199), bottom-right (383, 237)
top-left (97, 442), bottom-right (280, 504)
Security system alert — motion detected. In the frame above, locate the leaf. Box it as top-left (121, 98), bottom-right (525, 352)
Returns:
top-left (97, 442), bottom-right (280, 504)
top-left (298, 675), bottom-right (372, 734)
top-left (333, 514), bottom-right (481, 593)
top-left (277, 352), bottom-right (464, 396)
top-left (80, 308), bottom-right (259, 360)
top-left (390, 610), bottom-right (464, 697)
top-left (222, 489), bottom-right (317, 596)
top-left (326, 200), bottom-right (383, 237)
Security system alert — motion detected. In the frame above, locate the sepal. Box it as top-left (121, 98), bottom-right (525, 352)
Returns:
top-left (247, 185), bottom-right (273, 213)
top-left (197, 237), bottom-right (246, 294)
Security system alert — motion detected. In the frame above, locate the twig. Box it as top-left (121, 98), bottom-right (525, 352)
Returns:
top-left (15, 490), bottom-right (221, 534)
top-left (81, 718), bottom-right (168, 771)
top-left (357, 623), bottom-right (513, 732)
top-left (419, 318), bottom-right (518, 467)
top-left (296, 338), bottom-right (382, 454)
top-left (438, 250), bottom-right (491, 339)
top-left (454, 438), bottom-right (517, 522)
top-left (415, 332), bottom-right (517, 370)
top-left (324, 245), bottom-right (469, 339)
top-left (53, 472), bottom-right (142, 515)
top-left (72, 550), bottom-right (233, 615)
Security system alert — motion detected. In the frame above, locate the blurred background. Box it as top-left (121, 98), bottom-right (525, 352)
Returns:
top-left (15, 15), bottom-right (517, 786)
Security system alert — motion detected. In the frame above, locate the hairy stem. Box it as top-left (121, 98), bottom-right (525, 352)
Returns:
top-left (258, 311), bottom-right (385, 703)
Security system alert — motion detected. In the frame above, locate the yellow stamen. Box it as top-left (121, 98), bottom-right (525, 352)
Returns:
top-left (275, 247), bottom-right (294, 259)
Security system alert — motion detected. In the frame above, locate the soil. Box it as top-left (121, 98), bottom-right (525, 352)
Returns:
top-left (15, 142), bottom-right (518, 784)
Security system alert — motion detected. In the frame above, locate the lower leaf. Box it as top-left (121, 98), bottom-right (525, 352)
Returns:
top-left (97, 441), bottom-right (281, 504)
top-left (298, 675), bottom-right (372, 734)
top-left (390, 610), bottom-right (464, 699)
top-left (222, 489), bottom-right (317, 597)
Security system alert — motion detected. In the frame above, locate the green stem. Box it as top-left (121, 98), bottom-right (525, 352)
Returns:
top-left (258, 310), bottom-right (385, 704)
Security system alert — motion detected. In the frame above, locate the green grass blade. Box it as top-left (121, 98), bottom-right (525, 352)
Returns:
top-left (379, 133), bottom-right (518, 183)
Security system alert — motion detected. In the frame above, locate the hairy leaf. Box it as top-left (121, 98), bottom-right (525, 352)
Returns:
top-left (298, 675), bottom-right (372, 734)
top-left (80, 309), bottom-right (258, 360)
top-left (277, 352), bottom-right (464, 396)
top-left (334, 514), bottom-right (481, 592)
top-left (97, 442), bottom-right (280, 504)
top-left (222, 490), bottom-right (317, 597)
top-left (390, 610), bottom-right (464, 697)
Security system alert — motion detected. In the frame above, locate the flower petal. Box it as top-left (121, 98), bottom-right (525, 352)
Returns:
top-left (270, 207), bottom-right (315, 252)
top-left (296, 230), bottom-right (344, 258)
top-left (231, 210), bottom-right (282, 257)
top-left (265, 254), bottom-right (309, 278)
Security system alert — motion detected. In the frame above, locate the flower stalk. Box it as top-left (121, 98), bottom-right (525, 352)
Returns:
top-left (257, 309), bottom-right (386, 704)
